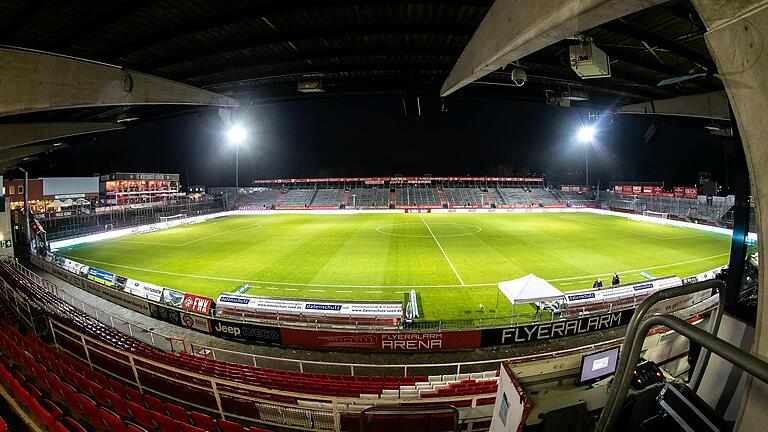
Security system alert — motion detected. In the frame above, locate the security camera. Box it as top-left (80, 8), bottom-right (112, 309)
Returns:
top-left (511, 68), bottom-right (527, 86)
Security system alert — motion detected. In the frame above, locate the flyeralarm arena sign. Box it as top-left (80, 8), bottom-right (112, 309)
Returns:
top-left (479, 309), bottom-right (634, 347)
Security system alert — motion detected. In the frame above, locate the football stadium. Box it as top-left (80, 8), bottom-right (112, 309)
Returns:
top-left (55, 211), bottom-right (731, 320)
top-left (0, 1), bottom-right (767, 432)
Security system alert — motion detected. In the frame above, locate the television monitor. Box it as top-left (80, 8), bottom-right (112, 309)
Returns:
top-left (578, 347), bottom-right (620, 384)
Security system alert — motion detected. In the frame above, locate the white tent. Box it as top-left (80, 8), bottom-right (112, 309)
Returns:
top-left (495, 274), bottom-right (565, 316)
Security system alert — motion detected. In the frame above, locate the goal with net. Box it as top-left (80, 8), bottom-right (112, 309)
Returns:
top-left (158, 214), bottom-right (188, 225)
top-left (642, 210), bottom-right (669, 219)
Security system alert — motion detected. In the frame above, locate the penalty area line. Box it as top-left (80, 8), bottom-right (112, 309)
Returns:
top-left (418, 214), bottom-right (465, 286)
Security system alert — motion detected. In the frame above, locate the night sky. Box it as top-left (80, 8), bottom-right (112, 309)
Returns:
top-left (24, 95), bottom-right (732, 190)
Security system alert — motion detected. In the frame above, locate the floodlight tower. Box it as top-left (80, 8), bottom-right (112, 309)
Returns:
top-left (227, 125), bottom-right (247, 193)
top-left (577, 126), bottom-right (595, 189)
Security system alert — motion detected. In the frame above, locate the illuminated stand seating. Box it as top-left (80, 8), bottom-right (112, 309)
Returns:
top-left (348, 188), bottom-right (388, 207)
top-left (409, 187), bottom-right (440, 207)
top-left (531, 188), bottom-right (560, 205)
top-left (0, 261), bottom-right (498, 431)
top-left (443, 188), bottom-right (482, 206)
top-left (310, 189), bottom-right (344, 207)
top-left (236, 190), bottom-right (281, 209)
top-left (497, 188), bottom-right (537, 206)
top-left (278, 189), bottom-right (314, 207)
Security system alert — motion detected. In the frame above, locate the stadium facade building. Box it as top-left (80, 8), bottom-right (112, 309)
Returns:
top-left (2, 177), bottom-right (99, 214)
top-left (99, 173), bottom-right (182, 206)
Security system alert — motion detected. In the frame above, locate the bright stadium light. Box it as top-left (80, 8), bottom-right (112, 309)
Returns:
top-left (226, 124), bottom-right (248, 193)
top-left (577, 125), bottom-right (595, 143)
top-left (226, 125), bottom-right (247, 145)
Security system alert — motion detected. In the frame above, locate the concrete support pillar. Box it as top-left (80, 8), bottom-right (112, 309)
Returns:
top-left (690, 1), bottom-right (768, 431)
top-left (440, 0), bottom-right (664, 96)
top-left (617, 91), bottom-right (730, 120)
top-left (0, 48), bottom-right (238, 117)
top-left (0, 123), bottom-right (124, 150)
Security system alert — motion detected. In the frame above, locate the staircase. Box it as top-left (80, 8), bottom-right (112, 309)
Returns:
top-left (388, 190), bottom-right (396, 207)
top-left (341, 190), bottom-right (350, 206)
top-left (438, 188), bottom-right (448, 206)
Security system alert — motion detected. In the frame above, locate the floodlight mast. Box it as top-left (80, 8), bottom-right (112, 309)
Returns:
top-left (227, 125), bottom-right (247, 194)
top-left (578, 126), bottom-right (595, 189)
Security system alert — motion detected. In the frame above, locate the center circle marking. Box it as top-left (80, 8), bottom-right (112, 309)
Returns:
top-left (375, 222), bottom-right (482, 238)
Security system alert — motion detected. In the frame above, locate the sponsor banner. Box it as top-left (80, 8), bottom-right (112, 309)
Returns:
top-left (211, 320), bottom-right (282, 344)
top-left (215, 294), bottom-right (402, 318)
top-left (149, 303), bottom-right (180, 325)
top-left (280, 328), bottom-right (481, 351)
top-left (254, 177), bottom-right (544, 184)
top-left (480, 309), bottom-right (635, 347)
top-left (181, 313), bottom-right (211, 332)
top-left (162, 288), bottom-right (184, 308)
top-left (87, 267), bottom-right (115, 286)
top-left (564, 276), bottom-right (682, 306)
top-left (181, 293), bottom-right (214, 315)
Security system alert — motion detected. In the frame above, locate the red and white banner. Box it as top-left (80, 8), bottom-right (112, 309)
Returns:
top-left (181, 293), bottom-right (214, 315)
top-left (253, 176), bottom-right (544, 184)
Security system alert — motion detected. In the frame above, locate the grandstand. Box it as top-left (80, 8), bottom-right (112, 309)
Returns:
top-left (278, 189), bottom-right (314, 207)
top-left (443, 188), bottom-right (482, 207)
top-left (0, 260), bottom-right (498, 431)
top-left (348, 188), bottom-right (388, 208)
top-left (310, 188), bottom-right (344, 207)
top-left (237, 189), bottom-right (281, 209)
top-left (497, 188), bottom-right (536, 206)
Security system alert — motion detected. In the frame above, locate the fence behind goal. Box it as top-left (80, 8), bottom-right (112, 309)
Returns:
top-left (642, 210), bottom-right (669, 219)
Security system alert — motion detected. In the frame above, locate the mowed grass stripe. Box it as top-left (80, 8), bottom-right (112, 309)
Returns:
top-left (59, 213), bottom-right (731, 320)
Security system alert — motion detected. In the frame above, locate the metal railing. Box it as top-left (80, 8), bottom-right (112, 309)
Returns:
top-left (595, 279), bottom-right (726, 432)
top-left (47, 319), bottom-right (494, 432)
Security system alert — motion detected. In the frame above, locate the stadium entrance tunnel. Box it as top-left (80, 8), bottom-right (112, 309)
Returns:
top-left (375, 222), bottom-right (482, 238)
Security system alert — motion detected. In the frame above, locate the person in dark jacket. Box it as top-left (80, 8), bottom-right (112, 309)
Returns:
top-left (592, 278), bottom-right (603, 289)
top-left (612, 273), bottom-right (621, 286)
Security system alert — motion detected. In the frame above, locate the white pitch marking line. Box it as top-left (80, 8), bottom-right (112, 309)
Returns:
top-left (418, 214), bottom-right (465, 286)
top-left (266, 287), bottom-right (279, 290)
top-left (65, 253), bottom-right (729, 289)
top-left (560, 282), bottom-right (574, 285)
top-left (365, 291), bottom-right (383, 294)
top-left (336, 290), bottom-right (353, 293)
top-left (284, 288), bottom-right (298, 291)
top-left (308, 289), bottom-right (326, 292)
top-left (178, 221), bottom-right (267, 246)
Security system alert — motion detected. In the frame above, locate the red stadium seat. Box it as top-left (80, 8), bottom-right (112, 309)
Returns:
top-left (178, 423), bottom-right (205, 432)
top-left (125, 400), bottom-right (156, 431)
top-left (189, 411), bottom-right (217, 431)
top-left (429, 413), bottom-right (456, 432)
top-left (99, 408), bottom-right (129, 432)
top-left (217, 419), bottom-right (246, 432)
top-left (151, 411), bottom-right (181, 432)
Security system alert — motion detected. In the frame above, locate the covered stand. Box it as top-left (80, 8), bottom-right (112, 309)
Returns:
top-left (496, 274), bottom-right (565, 318)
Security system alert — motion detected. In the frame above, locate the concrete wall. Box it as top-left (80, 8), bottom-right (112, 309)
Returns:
top-left (691, 1), bottom-right (768, 430)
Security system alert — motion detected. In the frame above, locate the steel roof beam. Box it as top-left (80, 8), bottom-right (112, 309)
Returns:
top-left (0, 122), bottom-right (124, 150)
top-left (616, 91), bottom-right (729, 119)
top-left (0, 48), bottom-right (238, 117)
top-left (136, 23), bottom-right (476, 71)
top-left (102, 0), bottom-right (491, 62)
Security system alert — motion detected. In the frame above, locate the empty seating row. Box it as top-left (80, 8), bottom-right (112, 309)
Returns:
top-left (0, 262), bottom-right (498, 407)
top-left (310, 189), bottom-right (344, 207)
top-left (349, 188), bottom-right (388, 207)
top-left (278, 189), bottom-right (314, 207)
top-left (0, 317), bottom-right (266, 432)
top-left (235, 190), bottom-right (280, 209)
top-left (443, 188), bottom-right (482, 206)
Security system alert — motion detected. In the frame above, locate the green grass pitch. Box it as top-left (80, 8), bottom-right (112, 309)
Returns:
top-left (57, 212), bottom-right (731, 321)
